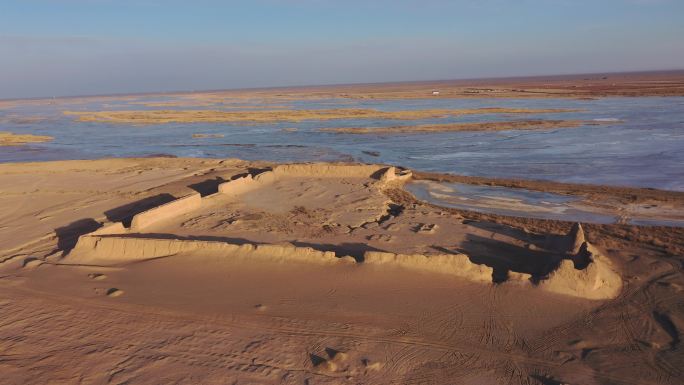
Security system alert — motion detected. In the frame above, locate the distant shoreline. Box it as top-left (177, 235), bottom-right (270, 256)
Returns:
top-left (2, 69), bottom-right (683, 103)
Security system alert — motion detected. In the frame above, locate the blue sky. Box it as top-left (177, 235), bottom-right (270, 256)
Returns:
top-left (1, 0), bottom-right (683, 98)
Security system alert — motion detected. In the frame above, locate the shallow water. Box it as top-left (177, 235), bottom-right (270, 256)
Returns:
top-left (406, 180), bottom-right (618, 224)
top-left (1, 95), bottom-right (683, 191)
top-left (406, 180), bottom-right (684, 227)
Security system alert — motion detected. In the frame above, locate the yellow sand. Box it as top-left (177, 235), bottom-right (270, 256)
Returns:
top-left (0, 131), bottom-right (53, 146)
top-left (63, 107), bottom-right (577, 124)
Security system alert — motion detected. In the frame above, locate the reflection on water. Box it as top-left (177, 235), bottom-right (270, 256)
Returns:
top-left (406, 180), bottom-right (684, 227)
top-left (406, 180), bottom-right (617, 224)
top-left (1, 95), bottom-right (683, 191)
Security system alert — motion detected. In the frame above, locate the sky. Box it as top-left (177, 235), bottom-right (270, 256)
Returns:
top-left (1, 0), bottom-right (683, 99)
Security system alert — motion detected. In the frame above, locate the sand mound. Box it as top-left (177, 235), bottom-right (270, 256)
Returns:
top-left (543, 222), bottom-right (587, 254)
top-left (22, 258), bottom-right (44, 269)
top-left (114, 164), bottom-right (411, 233)
top-left (66, 163), bottom-right (407, 263)
top-left (540, 242), bottom-right (622, 300)
top-left (88, 273), bottom-right (107, 280)
top-left (363, 238), bottom-right (621, 299)
top-left (272, 163), bottom-right (386, 178)
top-left (106, 288), bottom-right (124, 297)
top-left (363, 251), bottom-right (493, 283)
top-left (68, 231), bottom-right (621, 299)
top-left (216, 164), bottom-right (408, 197)
top-left (567, 222), bottom-right (586, 254)
top-left (311, 348), bottom-right (353, 373)
top-left (130, 193), bottom-right (202, 230)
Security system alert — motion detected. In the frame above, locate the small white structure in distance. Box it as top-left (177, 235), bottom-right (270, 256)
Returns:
top-left (432, 90), bottom-right (440, 96)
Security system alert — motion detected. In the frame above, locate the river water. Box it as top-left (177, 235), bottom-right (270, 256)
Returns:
top-left (1, 95), bottom-right (683, 191)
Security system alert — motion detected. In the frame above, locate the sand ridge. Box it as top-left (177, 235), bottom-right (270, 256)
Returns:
top-left (62, 107), bottom-right (578, 124)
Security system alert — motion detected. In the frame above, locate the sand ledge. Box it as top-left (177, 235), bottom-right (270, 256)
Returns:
top-left (64, 163), bottom-right (621, 300)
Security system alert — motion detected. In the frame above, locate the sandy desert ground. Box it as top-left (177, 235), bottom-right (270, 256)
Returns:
top-left (170, 70), bottom-right (684, 101)
top-left (1, 157), bottom-right (683, 385)
top-left (2, 70), bottom-right (683, 110)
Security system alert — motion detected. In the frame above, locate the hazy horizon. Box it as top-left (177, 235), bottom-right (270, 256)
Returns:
top-left (3, 69), bottom-right (684, 101)
top-left (2, 0), bottom-right (684, 99)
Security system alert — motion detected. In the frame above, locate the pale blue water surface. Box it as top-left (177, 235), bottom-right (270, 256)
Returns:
top-left (1, 95), bottom-right (683, 191)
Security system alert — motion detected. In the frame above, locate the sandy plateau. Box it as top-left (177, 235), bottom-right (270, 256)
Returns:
top-left (0, 157), bottom-right (683, 384)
